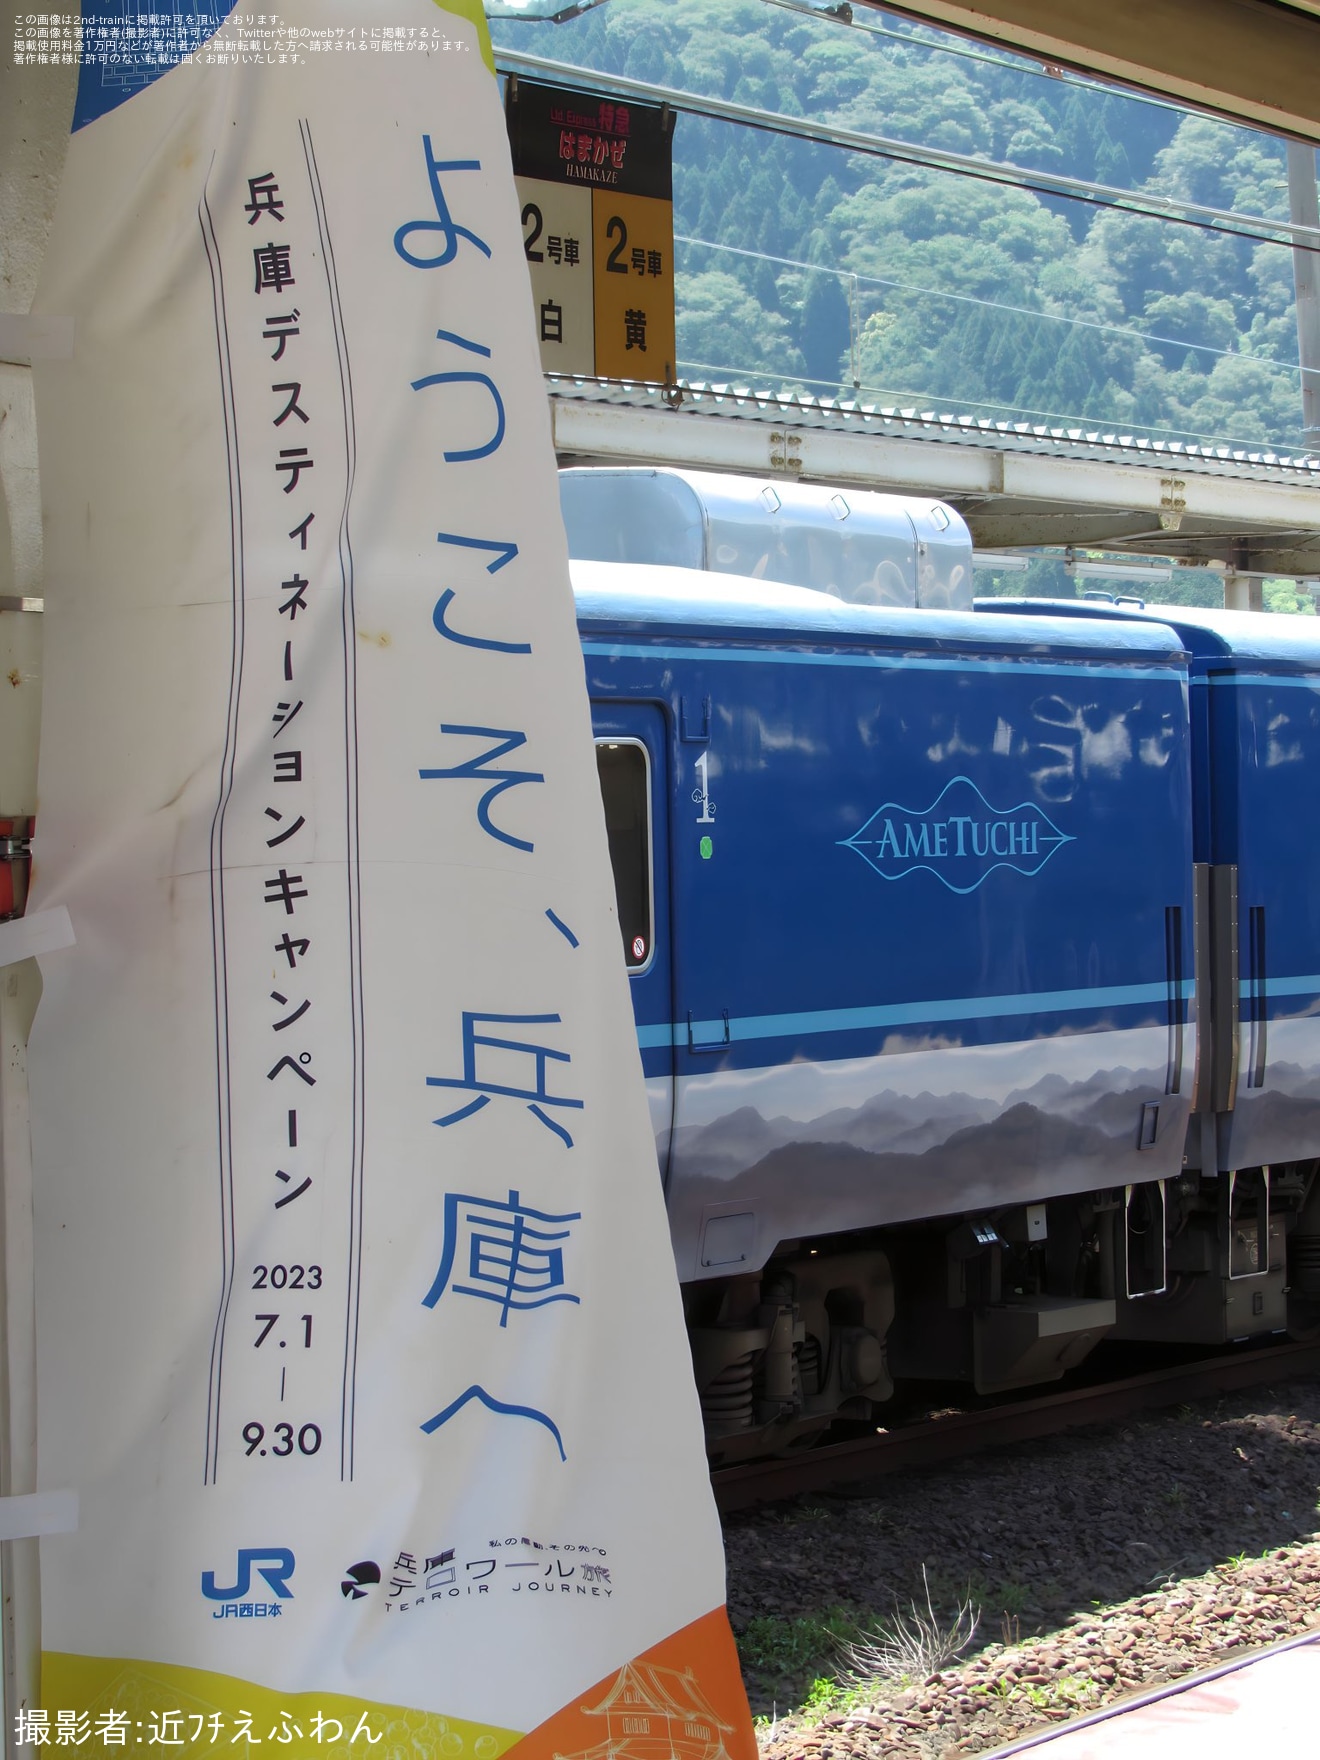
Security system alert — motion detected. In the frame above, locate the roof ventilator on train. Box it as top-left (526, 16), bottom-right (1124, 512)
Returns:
top-left (560, 466), bottom-right (974, 609)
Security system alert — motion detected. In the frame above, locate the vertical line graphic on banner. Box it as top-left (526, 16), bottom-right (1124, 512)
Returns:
top-left (200, 124), bottom-right (363, 1486)
top-left (200, 175), bottom-right (246, 1489)
top-left (298, 118), bottom-right (367, 1482)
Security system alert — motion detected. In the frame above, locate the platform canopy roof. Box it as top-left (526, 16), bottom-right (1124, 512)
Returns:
top-left (872, 1), bottom-right (1320, 147)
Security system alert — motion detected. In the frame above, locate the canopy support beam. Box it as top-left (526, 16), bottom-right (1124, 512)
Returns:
top-left (872, 1), bottom-right (1320, 146)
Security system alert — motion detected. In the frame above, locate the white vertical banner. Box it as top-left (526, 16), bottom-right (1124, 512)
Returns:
top-left (27, 3), bottom-right (754, 1752)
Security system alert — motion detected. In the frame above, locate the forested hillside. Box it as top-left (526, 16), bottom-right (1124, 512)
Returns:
top-left (492, 0), bottom-right (1312, 455)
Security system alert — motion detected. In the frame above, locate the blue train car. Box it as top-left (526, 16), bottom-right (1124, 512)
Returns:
top-left (574, 541), bottom-right (1198, 1458)
top-left (981, 597), bottom-right (1320, 1349)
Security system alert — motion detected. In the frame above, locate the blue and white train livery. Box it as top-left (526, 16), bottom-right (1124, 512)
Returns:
top-left (565, 470), bottom-right (1315, 1459)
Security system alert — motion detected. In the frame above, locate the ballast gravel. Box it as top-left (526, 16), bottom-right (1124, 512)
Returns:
top-left (723, 1375), bottom-right (1320, 1758)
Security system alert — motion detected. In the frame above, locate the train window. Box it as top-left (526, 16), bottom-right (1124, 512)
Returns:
top-left (595, 739), bottom-right (653, 972)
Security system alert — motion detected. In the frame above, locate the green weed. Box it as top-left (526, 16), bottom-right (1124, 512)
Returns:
top-left (1020, 1674), bottom-right (1098, 1714)
top-left (737, 1608), bottom-right (856, 1683)
top-left (935, 1566), bottom-right (1028, 1619)
top-left (802, 1677), bottom-right (839, 1713)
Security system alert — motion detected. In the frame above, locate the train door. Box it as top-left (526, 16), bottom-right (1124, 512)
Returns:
top-left (591, 703), bottom-right (675, 1183)
top-left (1213, 662), bottom-right (1320, 1175)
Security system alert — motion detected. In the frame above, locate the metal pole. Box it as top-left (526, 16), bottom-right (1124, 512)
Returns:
top-left (0, 5), bottom-right (74, 1744)
top-left (1222, 571), bottom-right (1264, 612)
top-left (849, 275), bottom-right (860, 391)
top-left (0, 961), bottom-right (42, 1754)
top-left (1287, 140), bottom-right (1320, 441)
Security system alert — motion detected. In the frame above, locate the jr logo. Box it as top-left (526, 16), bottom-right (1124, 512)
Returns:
top-left (202, 1548), bottom-right (296, 1601)
top-left (841, 775), bottom-right (1073, 894)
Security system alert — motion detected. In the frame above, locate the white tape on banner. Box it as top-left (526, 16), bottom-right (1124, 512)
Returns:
top-left (0, 909), bottom-right (75, 969)
top-left (0, 315), bottom-right (75, 367)
top-left (0, 1491), bottom-right (78, 1543)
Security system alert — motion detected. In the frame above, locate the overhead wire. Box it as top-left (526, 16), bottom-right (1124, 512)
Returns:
top-left (494, 0), bottom-right (1221, 126)
top-left (496, 49), bottom-right (1318, 253)
top-left (493, 14), bottom-right (1315, 451)
top-left (675, 233), bottom-right (1307, 375)
top-left (672, 356), bottom-right (1310, 453)
top-left (754, 0), bottom-right (1196, 121)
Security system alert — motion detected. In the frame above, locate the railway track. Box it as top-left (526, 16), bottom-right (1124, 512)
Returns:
top-left (710, 1337), bottom-right (1320, 1512)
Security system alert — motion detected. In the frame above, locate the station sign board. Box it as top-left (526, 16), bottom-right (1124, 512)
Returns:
top-left (506, 77), bottom-right (677, 384)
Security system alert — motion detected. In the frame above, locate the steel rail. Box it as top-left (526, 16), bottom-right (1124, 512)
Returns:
top-left (977, 1626), bottom-right (1320, 1760)
top-left (710, 1338), bottom-right (1320, 1512)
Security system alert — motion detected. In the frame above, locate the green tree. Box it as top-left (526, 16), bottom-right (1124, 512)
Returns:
top-left (798, 271), bottom-right (850, 385)
top-left (1263, 579), bottom-right (1317, 615)
top-left (676, 270), bottom-right (806, 380)
top-left (491, 0), bottom-right (1310, 448)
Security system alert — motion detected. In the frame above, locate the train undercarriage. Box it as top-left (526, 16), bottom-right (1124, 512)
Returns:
top-left (686, 1160), bottom-right (1320, 1463)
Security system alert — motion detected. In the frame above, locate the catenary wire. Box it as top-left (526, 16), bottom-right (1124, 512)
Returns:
top-left (497, 48), bottom-right (1320, 253)
top-left (675, 233), bottom-right (1307, 374)
top-left (754, 0), bottom-right (1197, 120)
top-left (672, 355), bottom-right (1312, 452)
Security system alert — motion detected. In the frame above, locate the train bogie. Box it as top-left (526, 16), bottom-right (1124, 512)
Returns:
top-left (686, 1244), bottom-right (896, 1462)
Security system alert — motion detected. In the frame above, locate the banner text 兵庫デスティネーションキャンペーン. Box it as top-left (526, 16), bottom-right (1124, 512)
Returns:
top-left (26, 3), bottom-right (754, 1752)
